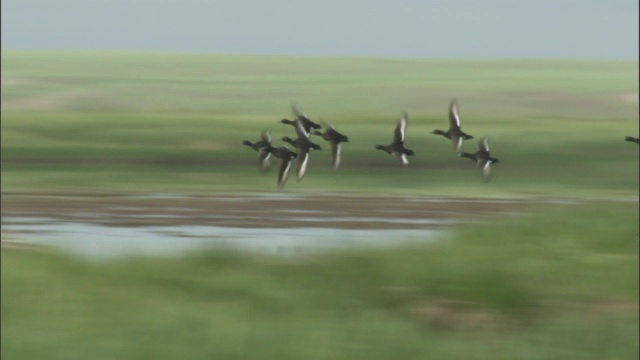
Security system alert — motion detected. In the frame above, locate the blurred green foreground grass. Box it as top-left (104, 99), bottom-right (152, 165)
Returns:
top-left (2, 203), bottom-right (638, 360)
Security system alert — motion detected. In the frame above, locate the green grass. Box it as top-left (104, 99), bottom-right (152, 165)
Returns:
top-left (2, 52), bottom-right (638, 359)
top-left (2, 202), bottom-right (638, 359)
top-left (2, 51), bottom-right (638, 198)
top-left (2, 111), bottom-right (638, 197)
top-left (2, 51), bottom-right (637, 117)
top-left (1, 52), bottom-right (638, 195)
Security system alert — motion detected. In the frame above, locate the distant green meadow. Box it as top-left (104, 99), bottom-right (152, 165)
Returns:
top-left (1, 51), bottom-right (638, 197)
top-left (2, 51), bottom-right (637, 117)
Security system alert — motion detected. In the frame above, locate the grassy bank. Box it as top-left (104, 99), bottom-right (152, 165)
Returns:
top-left (2, 202), bottom-right (638, 359)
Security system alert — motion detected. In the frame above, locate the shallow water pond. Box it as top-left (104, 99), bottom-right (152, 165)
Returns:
top-left (1, 192), bottom-right (540, 258)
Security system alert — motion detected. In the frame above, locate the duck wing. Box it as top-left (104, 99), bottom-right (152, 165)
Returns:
top-left (278, 157), bottom-right (293, 188)
top-left (294, 119), bottom-right (310, 140)
top-left (331, 142), bottom-right (342, 169)
top-left (478, 138), bottom-right (490, 153)
top-left (448, 98), bottom-right (461, 130)
top-left (292, 104), bottom-right (320, 131)
top-left (320, 119), bottom-right (334, 131)
top-left (292, 104), bottom-right (308, 120)
top-left (394, 151), bottom-right (409, 165)
top-left (450, 134), bottom-right (463, 152)
top-left (481, 160), bottom-right (492, 180)
top-left (258, 149), bottom-right (271, 172)
top-left (259, 130), bottom-right (272, 146)
top-left (393, 113), bottom-right (408, 145)
top-left (296, 148), bottom-right (310, 181)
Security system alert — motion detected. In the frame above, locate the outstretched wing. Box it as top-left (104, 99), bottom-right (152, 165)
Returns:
top-left (292, 104), bottom-right (308, 120)
top-left (278, 158), bottom-right (293, 187)
top-left (296, 149), bottom-right (310, 181)
top-left (321, 119), bottom-right (336, 131)
top-left (481, 160), bottom-right (492, 179)
top-left (394, 152), bottom-right (409, 165)
top-left (331, 142), bottom-right (342, 169)
top-left (393, 113), bottom-right (408, 144)
top-left (478, 138), bottom-right (490, 153)
top-left (260, 130), bottom-right (272, 144)
top-left (294, 119), bottom-right (310, 140)
top-left (451, 134), bottom-right (463, 152)
top-left (258, 149), bottom-right (271, 172)
top-left (449, 98), bottom-right (461, 130)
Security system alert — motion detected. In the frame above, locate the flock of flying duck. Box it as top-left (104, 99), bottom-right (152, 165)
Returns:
top-left (243, 99), bottom-right (639, 189)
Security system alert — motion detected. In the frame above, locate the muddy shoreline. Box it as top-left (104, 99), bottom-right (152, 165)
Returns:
top-left (1, 192), bottom-right (528, 230)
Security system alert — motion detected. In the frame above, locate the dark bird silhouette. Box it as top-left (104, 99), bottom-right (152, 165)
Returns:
top-left (281, 104), bottom-right (322, 134)
top-left (265, 146), bottom-right (298, 189)
top-left (432, 98), bottom-right (474, 152)
top-left (242, 130), bottom-right (272, 171)
top-left (281, 120), bottom-right (322, 181)
top-left (375, 112), bottom-right (414, 165)
top-left (624, 136), bottom-right (639, 144)
top-left (312, 121), bottom-right (349, 169)
top-left (459, 138), bottom-right (499, 182)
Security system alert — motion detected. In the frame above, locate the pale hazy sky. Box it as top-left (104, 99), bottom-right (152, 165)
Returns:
top-left (2, 0), bottom-right (638, 59)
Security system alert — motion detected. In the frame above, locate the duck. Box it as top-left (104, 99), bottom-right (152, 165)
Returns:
top-left (375, 112), bottom-right (415, 165)
top-left (265, 145), bottom-right (298, 189)
top-left (459, 137), bottom-right (499, 182)
top-left (281, 104), bottom-right (322, 134)
top-left (281, 120), bottom-right (322, 181)
top-left (624, 136), bottom-right (639, 144)
top-left (432, 98), bottom-right (474, 152)
top-left (312, 121), bottom-right (349, 169)
top-left (242, 130), bottom-right (272, 171)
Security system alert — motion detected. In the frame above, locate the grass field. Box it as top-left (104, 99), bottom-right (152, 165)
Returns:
top-left (2, 111), bottom-right (639, 197)
top-left (1, 51), bottom-right (639, 359)
top-left (2, 202), bottom-right (638, 359)
top-left (1, 52), bottom-right (639, 197)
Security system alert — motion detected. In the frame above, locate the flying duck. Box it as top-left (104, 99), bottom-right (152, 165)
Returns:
top-left (375, 112), bottom-right (415, 165)
top-left (624, 136), bottom-right (639, 144)
top-left (281, 104), bottom-right (322, 134)
top-left (312, 121), bottom-right (349, 169)
top-left (266, 146), bottom-right (298, 189)
top-left (242, 130), bottom-right (272, 171)
top-left (459, 137), bottom-right (499, 182)
top-left (281, 120), bottom-right (322, 181)
top-left (432, 98), bottom-right (474, 152)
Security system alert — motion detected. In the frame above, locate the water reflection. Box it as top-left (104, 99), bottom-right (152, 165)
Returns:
top-left (1, 217), bottom-right (444, 259)
top-left (2, 193), bottom-right (549, 260)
